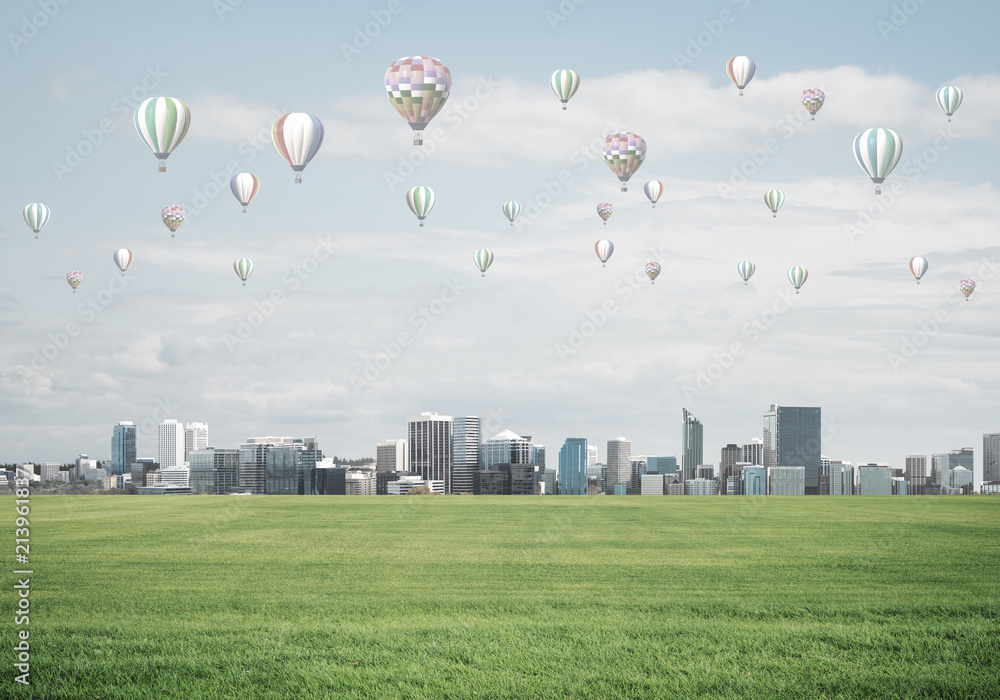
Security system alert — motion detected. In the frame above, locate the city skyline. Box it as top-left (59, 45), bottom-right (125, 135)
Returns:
top-left (1, 1), bottom-right (999, 489)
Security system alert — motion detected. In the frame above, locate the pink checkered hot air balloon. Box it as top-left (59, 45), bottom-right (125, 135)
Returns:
top-left (385, 56), bottom-right (452, 145)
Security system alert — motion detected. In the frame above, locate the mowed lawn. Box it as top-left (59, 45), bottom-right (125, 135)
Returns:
top-left (4, 495), bottom-right (999, 699)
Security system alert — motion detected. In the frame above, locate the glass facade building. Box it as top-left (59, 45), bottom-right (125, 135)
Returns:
top-left (984, 433), bottom-right (1000, 484)
top-left (408, 412), bottom-right (453, 492)
top-left (482, 430), bottom-right (533, 471)
top-left (188, 448), bottom-right (239, 494)
top-left (558, 438), bottom-right (588, 495)
top-left (607, 438), bottom-right (631, 494)
top-left (763, 404), bottom-right (822, 494)
top-left (681, 409), bottom-right (703, 483)
top-left (110, 422), bottom-right (136, 476)
top-left (742, 466), bottom-right (766, 495)
top-left (451, 416), bottom-right (481, 495)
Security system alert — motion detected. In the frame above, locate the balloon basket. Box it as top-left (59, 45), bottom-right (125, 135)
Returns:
top-left (158, 162), bottom-right (166, 172)
top-left (773, 214), bottom-right (776, 218)
top-left (243, 207), bottom-right (247, 213)
top-left (121, 272), bottom-right (125, 277)
top-left (481, 273), bottom-right (485, 278)
top-left (621, 185), bottom-right (627, 192)
top-left (795, 290), bottom-right (799, 294)
top-left (562, 104), bottom-right (567, 111)
top-left (509, 222), bottom-right (513, 226)
top-left (875, 186), bottom-right (881, 195)
top-left (413, 133), bottom-right (423, 146)
top-left (295, 175), bottom-right (302, 184)
top-left (811, 116), bottom-right (815, 121)
top-left (744, 282), bottom-right (748, 286)
top-left (34, 234), bottom-right (38, 239)
top-left (419, 222), bottom-right (424, 227)
top-left (242, 282), bottom-right (246, 287)
top-left (739, 90), bottom-right (744, 96)
top-left (652, 204), bottom-right (656, 209)
top-left (602, 263), bottom-right (606, 268)
top-left (948, 117), bottom-right (952, 122)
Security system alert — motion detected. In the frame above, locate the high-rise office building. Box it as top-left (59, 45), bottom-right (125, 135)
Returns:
top-left (157, 419), bottom-right (185, 469)
top-left (533, 444), bottom-right (546, 472)
top-left (40, 462), bottom-right (61, 482)
top-left (742, 466), bottom-right (767, 495)
top-left (188, 448), bottom-right (240, 494)
top-left (719, 444), bottom-right (742, 494)
top-left (110, 421), bottom-right (136, 476)
top-left (742, 438), bottom-right (763, 465)
top-left (950, 466), bottom-right (973, 494)
top-left (408, 412), bottom-right (453, 492)
top-left (607, 438), bottom-right (631, 493)
top-left (558, 438), bottom-right (588, 495)
top-left (767, 466), bottom-right (806, 495)
top-left (587, 444), bottom-right (598, 466)
top-left (983, 433), bottom-right (1000, 484)
top-left (451, 416), bottom-right (481, 494)
top-left (482, 430), bottom-right (533, 471)
top-left (904, 454), bottom-right (927, 494)
top-left (630, 459), bottom-right (647, 489)
top-left (239, 436), bottom-right (303, 494)
top-left (827, 461), bottom-right (854, 495)
top-left (184, 422), bottom-right (208, 461)
top-left (266, 446), bottom-right (317, 495)
top-left (681, 409), bottom-right (703, 483)
top-left (763, 404), bottom-right (822, 494)
top-left (858, 465), bottom-right (893, 495)
top-left (646, 456), bottom-right (678, 476)
top-left (376, 439), bottom-right (409, 474)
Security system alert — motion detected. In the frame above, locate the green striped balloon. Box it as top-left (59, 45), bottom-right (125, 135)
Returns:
top-left (764, 189), bottom-right (785, 217)
top-left (233, 257), bottom-right (254, 286)
top-left (406, 186), bottom-right (436, 227)
top-left (853, 128), bottom-right (903, 194)
top-left (134, 97), bottom-right (191, 172)
top-left (550, 69), bottom-right (580, 110)
top-left (473, 248), bottom-right (494, 277)
top-left (502, 200), bottom-right (520, 226)
top-left (23, 202), bottom-right (50, 238)
top-left (935, 86), bottom-right (963, 121)
top-left (787, 265), bottom-right (808, 293)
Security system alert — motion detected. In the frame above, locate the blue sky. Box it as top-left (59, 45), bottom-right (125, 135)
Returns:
top-left (2, 0), bottom-right (1000, 484)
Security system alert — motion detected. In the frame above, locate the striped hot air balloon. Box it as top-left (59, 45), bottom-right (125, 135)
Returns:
top-left (787, 265), bottom-right (808, 294)
top-left (597, 202), bottom-right (613, 224)
top-left (909, 256), bottom-right (928, 284)
top-left (272, 113), bottom-right (324, 183)
top-left (643, 180), bottom-right (663, 208)
top-left (502, 201), bottom-right (520, 226)
top-left (738, 260), bottom-right (755, 285)
top-left (234, 257), bottom-right (254, 286)
top-left (801, 88), bottom-right (825, 119)
top-left (161, 205), bottom-right (185, 237)
top-left (113, 249), bottom-right (133, 277)
top-left (726, 56), bottom-right (756, 96)
top-left (473, 249), bottom-right (494, 277)
top-left (853, 128), bottom-right (903, 195)
top-left (602, 132), bottom-right (646, 192)
top-left (134, 97), bottom-right (191, 172)
top-left (594, 240), bottom-right (614, 267)
top-left (645, 262), bottom-right (661, 284)
top-left (385, 56), bottom-right (452, 145)
top-left (230, 173), bottom-right (260, 213)
top-left (936, 86), bottom-right (963, 122)
top-left (550, 69), bottom-right (580, 110)
top-left (764, 189), bottom-right (785, 217)
top-left (406, 186), bottom-right (436, 227)
top-left (66, 271), bottom-right (82, 293)
top-left (23, 202), bottom-right (50, 239)
top-left (959, 279), bottom-right (975, 300)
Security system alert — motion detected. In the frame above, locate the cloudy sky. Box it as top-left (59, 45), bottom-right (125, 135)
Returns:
top-left (2, 0), bottom-right (998, 484)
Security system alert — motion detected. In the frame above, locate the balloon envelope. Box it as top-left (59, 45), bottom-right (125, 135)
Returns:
top-left (909, 256), bottom-right (928, 283)
top-left (738, 260), bottom-right (756, 284)
top-left (801, 88), bottom-right (825, 117)
top-left (473, 248), bottom-right (494, 276)
top-left (597, 202), bottom-right (613, 223)
top-left (272, 113), bottom-right (324, 182)
top-left (854, 128), bottom-right (903, 194)
top-left (959, 279), bottom-right (975, 299)
top-left (23, 202), bottom-right (50, 237)
top-left (726, 56), bottom-right (756, 94)
top-left (161, 205), bottom-right (185, 235)
top-left (230, 173), bottom-right (260, 212)
top-left (787, 265), bottom-right (808, 292)
top-left (602, 132), bottom-right (646, 191)
top-left (643, 180), bottom-right (663, 207)
top-left (502, 201), bottom-right (520, 225)
top-left (66, 271), bottom-right (82, 291)
top-left (550, 69), bottom-right (580, 108)
top-left (406, 186), bottom-right (436, 226)
top-left (936, 86), bottom-right (963, 120)
top-left (645, 262), bottom-right (661, 283)
top-left (234, 257), bottom-right (254, 285)
top-left (764, 189), bottom-right (785, 216)
top-left (594, 240), bottom-right (614, 266)
top-left (386, 56), bottom-right (452, 144)
top-left (113, 249), bottom-right (133, 275)
top-left (134, 97), bottom-right (191, 171)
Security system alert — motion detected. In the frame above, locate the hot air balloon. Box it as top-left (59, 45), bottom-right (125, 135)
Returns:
top-left (645, 262), bottom-right (661, 284)
top-left (550, 69), bottom-right (580, 110)
top-left (66, 271), bottom-right (82, 293)
top-left (234, 257), bottom-right (254, 286)
top-left (764, 189), bottom-right (785, 217)
top-left (801, 88), bottom-right (825, 119)
top-left (597, 202), bottom-right (613, 225)
top-left (594, 240), bottom-right (614, 267)
top-left (726, 56), bottom-right (756, 96)
top-left (161, 205), bottom-right (185, 237)
top-left (853, 128), bottom-right (903, 195)
top-left (134, 97), bottom-right (191, 172)
top-left (936, 86), bottom-right (963, 122)
top-left (959, 279), bottom-right (975, 300)
top-left (603, 132), bottom-right (646, 192)
top-left (787, 265), bottom-right (808, 294)
top-left (473, 249), bottom-right (494, 277)
top-left (909, 256), bottom-right (928, 284)
top-left (113, 249), bottom-right (133, 277)
top-left (230, 173), bottom-right (260, 213)
top-left (643, 180), bottom-right (663, 208)
top-left (502, 201), bottom-right (520, 226)
top-left (272, 113), bottom-right (324, 183)
top-left (738, 260), bottom-right (755, 285)
top-left (406, 186), bottom-right (436, 227)
top-left (385, 56), bottom-right (452, 145)
top-left (23, 203), bottom-right (50, 239)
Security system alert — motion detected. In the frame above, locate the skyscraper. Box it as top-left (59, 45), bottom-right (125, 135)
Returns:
top-left (376, 439), bottom-right (409, 473)
top-left (157, 419), bottom-right (185, 468)
top-left (558, 438), bottom-right (588, 495)
top-left (188, 448), bottom-right (239, 494)
top-left (110, 421), bottom-right (136, 476)
top-left (905, 454), bottom-right (928, 494)
top-left (239, 436), bottom-right (298, 494)
top-left (719, 444), bottom-right (742, 495)
top-left (742, 466), bottom-right (766, 495)
top-left (184, 422), bottom-right (208, 461)
top-left (482, 430), bottom-right (533, 471)
top-left (681, 409), bottom-right (703, 483)
top-left (408, 412), bottom-right (453, 492)
top-left (606, 438), bottom-right (631, 493)
top-left (587, 444), bottom-right (598, 466)
top-left (984, 433), bottom-right (1000, 483)
top-left (532, 444), bottom-right (546, 472)
top-left (451, 416), bottom-right (481, 494)
top-left (763, 404), bottom-right (822, 494)
top-left (742, 438), bottom-right (763, 465)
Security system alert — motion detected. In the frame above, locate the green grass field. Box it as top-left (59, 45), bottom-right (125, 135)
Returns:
top-left (4, 495), bottom-right (999, 699)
